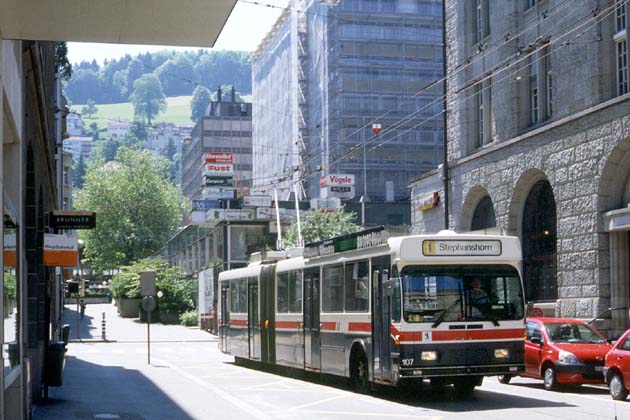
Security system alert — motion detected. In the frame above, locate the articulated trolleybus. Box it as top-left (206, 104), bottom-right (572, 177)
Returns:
top-left (218, 227), bottom-right (526, 395)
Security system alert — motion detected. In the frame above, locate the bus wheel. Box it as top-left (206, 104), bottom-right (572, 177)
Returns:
top-left (351, 350), bottom-right (369, 393)
top-left (453, 377), bottom-right (478, 398)
top-left (497, 374), bottom-right (512, 384)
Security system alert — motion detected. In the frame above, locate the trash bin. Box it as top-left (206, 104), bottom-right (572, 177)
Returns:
top-left (45, 342), bottom-right (66, 387)
top-left (61, 324), bottom-right (70, 346)
top-left (8, 342), bottom-right (18, 368)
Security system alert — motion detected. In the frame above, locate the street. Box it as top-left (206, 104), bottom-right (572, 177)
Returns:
top-left (31, 304), bottom-right (630, 420)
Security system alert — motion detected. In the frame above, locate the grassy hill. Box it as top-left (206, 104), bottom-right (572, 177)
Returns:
top-left (71, 96), bottom-right (194, 130)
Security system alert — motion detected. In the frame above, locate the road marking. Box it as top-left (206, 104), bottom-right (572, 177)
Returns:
top-left (284, 394), bottom-right (348, 411)
top-left (153, 357), bottom-right (272, 420)
top-left (301, 411), bottom-right (441, 419)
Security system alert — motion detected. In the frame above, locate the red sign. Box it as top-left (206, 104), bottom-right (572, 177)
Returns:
top-left (320, 174), bottom-right (355, 188)
top-left (204, 152), bottom-right (233, 163)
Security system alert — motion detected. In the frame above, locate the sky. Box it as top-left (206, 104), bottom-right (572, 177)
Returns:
top-left (67, 0), bottom-right (289, 65)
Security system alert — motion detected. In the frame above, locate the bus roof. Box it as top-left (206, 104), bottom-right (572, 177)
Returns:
top-left (218, 264), bottom-right (263, 281)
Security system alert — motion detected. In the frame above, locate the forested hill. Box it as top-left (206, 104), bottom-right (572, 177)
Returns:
top-left (64, 50), bottom-right (251, 105)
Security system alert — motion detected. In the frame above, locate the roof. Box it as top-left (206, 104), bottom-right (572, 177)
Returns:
top-left (0, 0), bottom-right (236, 47)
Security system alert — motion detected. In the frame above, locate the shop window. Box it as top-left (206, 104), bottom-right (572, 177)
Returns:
top-left (3, 205), bottom-right (19, 374)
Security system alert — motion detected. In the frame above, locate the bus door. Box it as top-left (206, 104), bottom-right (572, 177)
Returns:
top-left (260, 265), bottom-right (276, 364)
top-left (372, 256), bottom-right (392, 382)
top-left (220, 283), bottom-right (230, 353)
top-left (303, 267), bottom-right (321, 370)
top-left (247, 277), bottom-right (260, 360)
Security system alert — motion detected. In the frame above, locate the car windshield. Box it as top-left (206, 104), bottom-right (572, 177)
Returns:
top-left (545, 322), bottom-right (607, 344)
top-left (400, 265), bottom-right (524, 324)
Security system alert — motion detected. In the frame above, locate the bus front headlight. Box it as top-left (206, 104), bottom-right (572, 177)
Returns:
top-left (421, 351), bottom-right (437, 361)
top-left (494, 349), bottom-right (510, 359)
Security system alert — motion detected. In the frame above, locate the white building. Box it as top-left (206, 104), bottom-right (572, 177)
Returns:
top-left (107, 118), bottom-right (130, 138)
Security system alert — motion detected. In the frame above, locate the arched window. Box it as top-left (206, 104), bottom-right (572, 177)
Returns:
top-left (471, 195), bottom-right (497, 231)
top-left (522, 180), bottom-right (557, 301)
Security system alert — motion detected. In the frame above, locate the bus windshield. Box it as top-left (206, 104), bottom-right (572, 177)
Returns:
top-left (400, 265), bottom-right (524, 324)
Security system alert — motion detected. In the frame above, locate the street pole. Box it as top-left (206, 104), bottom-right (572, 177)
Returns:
top-left (147, 306), bottom-right (151, 365)
top-left (362, 118), bottom-right (367, 206)
top-left (442, 0), bottom-right (449, 230)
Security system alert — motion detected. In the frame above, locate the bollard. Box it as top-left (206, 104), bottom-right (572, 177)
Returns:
top-left (101, 312), bottom-right (107, 341)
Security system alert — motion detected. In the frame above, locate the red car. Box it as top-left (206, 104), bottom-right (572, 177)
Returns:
top-left (604, 329), bottom-right (630, 400)
top-left (498, 317), bottom-right (611, 390)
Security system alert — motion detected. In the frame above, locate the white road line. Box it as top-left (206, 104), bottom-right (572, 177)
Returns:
top-left (153, 357), bottom-right (272, 420)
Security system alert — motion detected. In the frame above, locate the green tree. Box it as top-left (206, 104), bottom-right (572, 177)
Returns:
top-left (130, 74), bottom-right (166, 125)
top-left (190, 86), bottom-right (212, 122)
top-left (76, 147), bottom-right (187, 272)
top-left (109, 258), bottom-right (194, 316)
top-left (55, 42), bottom-right (72, 81)
top-left (284, 207), bottom-right (360, 247)
top-left (127, 120), bottom-right (148, 142)
top-left (89, 138), bottom-right (120, 164)
top-left (89, 122), bottom-right (100, 141)
top-left (81, 99), bottom-right (98, 119)
top-left (73, 154), bottom-right (86, 189)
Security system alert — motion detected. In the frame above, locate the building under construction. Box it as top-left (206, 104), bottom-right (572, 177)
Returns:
top-left (252, 0), bottom-right (444, 203)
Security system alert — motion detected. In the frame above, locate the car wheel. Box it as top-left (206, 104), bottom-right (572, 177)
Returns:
top-left (543, 366), bottom-right (557, 391)
top-left (609, 373), bottom-right (629, 401)
top-left (497, 374), bottom-right (512, 384)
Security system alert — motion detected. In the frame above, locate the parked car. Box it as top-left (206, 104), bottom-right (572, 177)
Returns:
top-left (604, 328), bottom-right (630, 400)
top-left (498, 317), bottom-right (611, 390)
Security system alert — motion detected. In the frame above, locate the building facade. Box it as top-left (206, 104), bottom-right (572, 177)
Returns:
top-left (252, 0), bottom-right (444, 203)
top-left (411, 0), bottom-right (630, 334)
top-left (180, 93), bottom-right (253, 201)
top-left (63, 135), bottom-right (93, 164)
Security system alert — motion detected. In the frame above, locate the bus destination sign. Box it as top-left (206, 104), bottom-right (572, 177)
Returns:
top-left (304, 227), bottom-right (387, 258)
top-left (422, 239), bottom-right (502, 256)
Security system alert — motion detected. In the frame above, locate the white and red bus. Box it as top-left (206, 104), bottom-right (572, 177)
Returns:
top-left (218, 227), bottom-right (526, 395)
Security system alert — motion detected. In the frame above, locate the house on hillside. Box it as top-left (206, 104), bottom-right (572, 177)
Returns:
top-left (147, 122), bottom-right (193, 156)
top-left (107, 118), bottom-right (130, 138)
top-left (66, 112), bottom-right (85, 136)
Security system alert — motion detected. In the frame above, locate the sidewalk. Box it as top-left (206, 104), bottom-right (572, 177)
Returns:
top-left (62, 302), bottom-right (214, 342)
top-left (33, 304), bottom-right (220, 419)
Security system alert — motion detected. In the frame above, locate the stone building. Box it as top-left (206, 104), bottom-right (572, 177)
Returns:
top-left (411, 0), bottom-right (629, 334)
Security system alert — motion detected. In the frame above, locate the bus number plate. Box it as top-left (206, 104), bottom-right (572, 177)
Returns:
top-left (402, 358), bottom-right (415, 367)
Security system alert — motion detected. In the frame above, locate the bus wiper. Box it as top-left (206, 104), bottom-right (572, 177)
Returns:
top-left (432, 299), bottom-right (461, 328)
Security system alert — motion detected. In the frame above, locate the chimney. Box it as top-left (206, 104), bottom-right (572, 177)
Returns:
top-left (231, 86), bottom-right (236, 102)
top-left (217, 85), bottom-right (222, 102)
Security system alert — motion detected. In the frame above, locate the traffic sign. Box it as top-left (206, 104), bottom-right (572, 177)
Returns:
top-left (142, 296), bottom-right (156, 312)
top-left (140, 271), bottom-right (156, 296)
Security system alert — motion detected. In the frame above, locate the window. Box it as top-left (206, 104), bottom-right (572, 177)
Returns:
top-left (615, 0), bottom-right (629, 96)
top-left (544, 47), bottom-right (553, 118)
top-left (344, 261), bottom-right (369, 312)
top-left (322, 265), bottom-right (344, 312)
top-left (526, 321), bottom-right (541, 341)
top-left (277, 271), bottom-right (303, 313)
top-left (230, 278), bottom-right (248, 313)
top-left (476, 83), bottom-right (484, 148)
top-left (277, 273), bottom-right (289, 313)
top-left (530, 57), bottom-right (539, 124)
top-left (474, 0), bottom-right (490, 44)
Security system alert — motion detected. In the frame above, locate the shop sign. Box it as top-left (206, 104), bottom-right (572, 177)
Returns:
top-left (202, 188), bottom-right (234, 200)
top-left (320, 174), bottom-right (355, 188)
top-left (204, 176), bottom-right (233, 187)
top-left (191, 200), bottom-right (221, 211)
top-left (255, 207), bottom-right (297, 221)
top-left (243, 195), bottom-right (272, 207)
top-left (207, 209), bottom-right (254, 222)
top-left (204, 163), bottom-right (234, 176)
top-left (304, 227), bottom-right (387, 258)
top-left (43, 234), bottom-right (79, 267)
top-left (50, 210), bottom-right (96, 229)
top-left (204, 152), bottom-right (233, 163)
top-left (419, 192), bottom-right (440, 211)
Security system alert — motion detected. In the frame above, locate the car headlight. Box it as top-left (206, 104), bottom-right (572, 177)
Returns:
top-left (558, 350), bottom-right (579, 364)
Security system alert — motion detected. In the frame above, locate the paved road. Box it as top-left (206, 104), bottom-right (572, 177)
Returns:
top-left (34, 304), bottom-right (630, 420)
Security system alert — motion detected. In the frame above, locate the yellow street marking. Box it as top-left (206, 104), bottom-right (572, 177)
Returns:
top-left (285, 394), bottom-right (348, 411)
top-left (302, 411), bottom-right (441, 419)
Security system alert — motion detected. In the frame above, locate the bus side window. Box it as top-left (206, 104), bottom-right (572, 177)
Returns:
top-left (391, 277), bottom-right (401, 323)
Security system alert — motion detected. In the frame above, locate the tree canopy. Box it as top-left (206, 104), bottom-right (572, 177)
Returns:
top-left (76, 147), bottom-right (187, 272)
top-left (63, 49), bottom-right (251, 104)
top-left (130, 74), bottom-right (166, 125)
top-left (284, 207), bottom-right (360, 247)
top-left (190, 86), bottom-right (212, 122)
